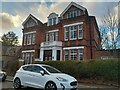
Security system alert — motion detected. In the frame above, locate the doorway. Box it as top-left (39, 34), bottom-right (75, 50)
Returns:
top-left (57, 50), bottom-right (60, 61)
top-left (43, 50), bottom-right (52, 61)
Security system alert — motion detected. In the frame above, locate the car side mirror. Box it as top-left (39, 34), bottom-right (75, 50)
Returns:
top-left (40, 70), bottom-right (44, 76)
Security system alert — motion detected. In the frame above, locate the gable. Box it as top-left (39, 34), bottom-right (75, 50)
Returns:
top-left (24, 17), bottom-right (37, 28)
top-left (22, 14), bottom-right (39, 28)
top-left (60, 2), bottom-right (87, 19)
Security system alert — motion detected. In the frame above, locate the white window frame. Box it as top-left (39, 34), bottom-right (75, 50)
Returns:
top-left (78, 49), bottom-right (83, 60)
top-left (77, 10), bottom-right (80, 16)
top-left (27, 34), bottom-right (31, 45)
top-left (24, 35), bottom-right (27, 45)
top-left (53, 18), bottom-right (56, 25)
top-left (64, 50), bottom-right (69, 60)
top-left (27, 53), bottom-right (30, 64)
top-left (55, 31), bottom-right (58, 41)
top-left (46, 32), bottom-right (48, 42)
top-left (70, 26), bottom-right (77, 40)
top-left (50, 32), bottom-right (54, 41)
top-left (78, 24), bottom-right (83, 39)
top-left (70, 49), bottom-right (77, 60)
top-left (67, 12), bottom-right (70, 19)
top-left (64, 27), bottom-right (69, 41)
top-left (32, 33), bottom-right (35, 44)
top-left (73, 11), bottom-right (77, 17)
top-left (30, 53), bottom-right (34, 64)
top-left (49, 19), bottom-right (52, 26)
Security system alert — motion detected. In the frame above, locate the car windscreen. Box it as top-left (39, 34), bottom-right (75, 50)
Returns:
top-left (42, 65), bottom-right (61, 73)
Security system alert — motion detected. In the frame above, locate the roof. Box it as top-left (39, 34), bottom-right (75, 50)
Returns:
top-left (22, 14), bottom-right (43, 26)
top-left (60, 2), bottom-right (87, 17)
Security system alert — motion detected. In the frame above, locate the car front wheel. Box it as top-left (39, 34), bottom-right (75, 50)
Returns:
top-left (45, 81), bottom-right (57, 90)
top-left (13, 78), bottom-right (21, 89)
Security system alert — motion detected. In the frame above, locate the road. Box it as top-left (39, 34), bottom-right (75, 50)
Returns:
top-left (0, 80), bottom-right (119, 90)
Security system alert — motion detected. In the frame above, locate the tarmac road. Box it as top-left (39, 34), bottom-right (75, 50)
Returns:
top-left (0, 80), bottom-right (119, 90)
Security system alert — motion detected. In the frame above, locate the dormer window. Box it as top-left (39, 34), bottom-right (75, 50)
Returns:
top-left (53, 18), bottom-right (56, 25)
top-left (49, 19), bottom-right (52, 26)
top-left (47, 13), bottom-right (58, 26)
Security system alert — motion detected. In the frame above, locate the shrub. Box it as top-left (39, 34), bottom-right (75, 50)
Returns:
top-left (35, 59), bottom-right (118, 81)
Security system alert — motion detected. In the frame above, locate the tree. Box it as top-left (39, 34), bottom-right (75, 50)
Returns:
top-left (1, 31), bottom-right (19, 46)
top-left (100, 8), bottom-right (118, 50)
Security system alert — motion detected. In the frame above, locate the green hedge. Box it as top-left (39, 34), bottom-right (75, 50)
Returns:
top-left (35, 59), bottom-right (119, 81)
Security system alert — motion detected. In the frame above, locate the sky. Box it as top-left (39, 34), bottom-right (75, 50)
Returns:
top-left (0, 0), bottom-right (119, 45)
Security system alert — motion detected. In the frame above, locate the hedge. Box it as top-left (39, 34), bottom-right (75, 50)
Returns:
top-left (35, 59), bottom-right (119, 81)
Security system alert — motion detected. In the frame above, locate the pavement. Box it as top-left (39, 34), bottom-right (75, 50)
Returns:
top-left (6, 76), bottom-right (13, 82)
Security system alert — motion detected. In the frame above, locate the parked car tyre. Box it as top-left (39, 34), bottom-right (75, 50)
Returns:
top-left (45, 81), bottom-right (57, 90)
top-left (0, 70), bottom-right (7, 82)
top-left (13, 78), bottom-right (21, 89)
top-left (2, 74), bottom-right (6, 82)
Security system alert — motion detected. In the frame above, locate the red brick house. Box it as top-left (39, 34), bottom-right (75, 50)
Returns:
top-left (21, 2), bottom-right (101, 64)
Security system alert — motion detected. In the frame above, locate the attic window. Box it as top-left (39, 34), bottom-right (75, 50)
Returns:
top-left (25, 18), bottom-right (37, 28)
top-left (67, 10), bottom-right (80, 19)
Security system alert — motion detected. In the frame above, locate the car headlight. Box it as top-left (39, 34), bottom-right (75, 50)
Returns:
top-left (56, 77), bottom-right (68, 82)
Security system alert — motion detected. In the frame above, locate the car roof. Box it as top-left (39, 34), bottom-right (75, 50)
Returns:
top-left (21, 64), bottom-right (50, 67)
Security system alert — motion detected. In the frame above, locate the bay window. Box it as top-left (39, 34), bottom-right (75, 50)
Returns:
top-left (64, 50), bottom-right (69, 60)
top-left (70, 49), bottom-right (77, 60)
top-left (78, 49), bottom-right (83, 60)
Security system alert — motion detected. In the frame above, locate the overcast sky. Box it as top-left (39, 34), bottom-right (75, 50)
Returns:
top-left (0, 0), bottom-right (119, 45)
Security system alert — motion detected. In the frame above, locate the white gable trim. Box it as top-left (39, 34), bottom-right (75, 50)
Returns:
top-left (60, 2), bottom-right (86, 17)
top-left (22, 14), bottom-right (38, 26)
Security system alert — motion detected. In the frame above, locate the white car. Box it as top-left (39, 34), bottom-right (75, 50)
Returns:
top-left (0, 70), bottom-right (7, 82)
top-left (13, 64), bottom-right (78, 90)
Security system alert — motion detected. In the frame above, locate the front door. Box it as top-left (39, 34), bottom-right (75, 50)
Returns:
top-left (57, 50), bottom-right (60, 61)
top-left (43, 50), bottom-right (52, 61)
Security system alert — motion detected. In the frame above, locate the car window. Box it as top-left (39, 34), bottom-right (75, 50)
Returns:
top-left (32, 65), bottom-right (48, 74)
top-left (42, 65), bottom-right (61, 73)
top-left (32, 66), bottom-right (43, 73)
top-left (22, 66), bottom-right (33, 71)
